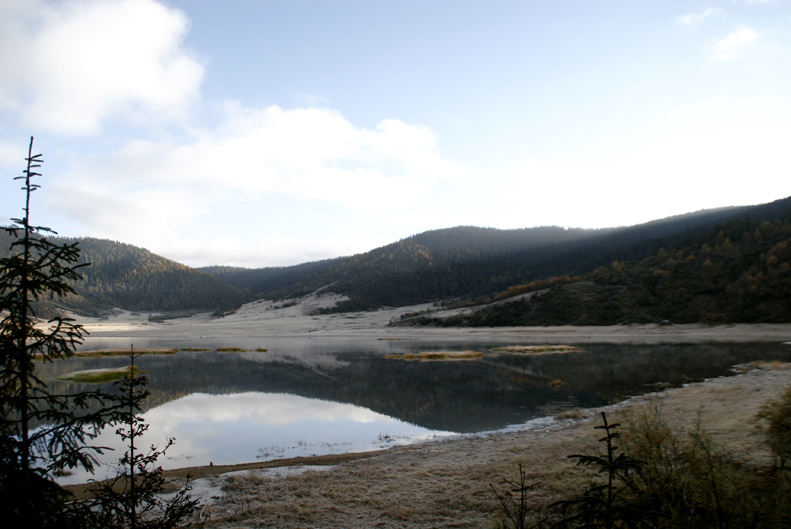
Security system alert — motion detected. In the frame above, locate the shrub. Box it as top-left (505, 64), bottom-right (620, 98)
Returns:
top-left (495, 404), bottom-right (791, 529)
top-left (490, 464), bottom-right (546, 529)
top-left (756, 386), bottom-right (791, 467)
top-left (621, 402), bottom-right (791, 528)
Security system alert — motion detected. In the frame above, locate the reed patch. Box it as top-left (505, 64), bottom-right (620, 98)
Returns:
top-left (490, 345), bottom-right (581, 354)
top-left (386, 350), bottom-right (484, 361)
top-left (75, 348), bottom-right (178, 357)
top-left (56, 365), bottom-right (139, 384)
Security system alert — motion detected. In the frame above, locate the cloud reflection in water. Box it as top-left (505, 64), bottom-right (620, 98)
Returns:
top-left (60, 391), bottom-right (451, 485)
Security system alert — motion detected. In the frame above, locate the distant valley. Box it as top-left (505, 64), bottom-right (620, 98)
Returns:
top-left (3, 195), bottom-right (791, 325)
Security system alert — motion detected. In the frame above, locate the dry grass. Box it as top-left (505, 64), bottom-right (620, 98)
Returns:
top-left (191, 365), bottom-right (791, 529)
top-left (75, 348), bottom-right (178, 357)
top-left (189, 415), bottom-right (603, 528)
top-left (214, 347), bottom-right (267, 353)
top-left (554, 407), bottom-right (590, 420)
top-left (749, 360), bottom-right (791, 370)
top-left (386, 350), bottom-right (485, 361)
top-left (56, 365), bottom-right (139, 383)
top-left (490, 345), bottom-right (582, 354)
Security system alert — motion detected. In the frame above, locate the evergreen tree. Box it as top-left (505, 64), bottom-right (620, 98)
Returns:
top-left (552, 413), bottom-right (649, 529)
top-left (0, 138), bottom-right (119, 528)
top-left (86, 348), bottom-right (199, 529)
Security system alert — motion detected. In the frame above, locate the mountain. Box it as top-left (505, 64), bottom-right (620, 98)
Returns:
top-left (0, 232), bottom-right (245, 316)
top-left (3, 195), bottom-right (790, 321)
top-left (200, 225), bottom-right (605, 310)
top-left (200, 199), bottom-right (788, 313)
top-left (395, 197), bottom-right (791, 326)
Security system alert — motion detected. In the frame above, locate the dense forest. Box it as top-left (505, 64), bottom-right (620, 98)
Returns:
top-left (0, 232), bottom-right (245, 315)
top-left (201, 198), bottom-right (787, 313)
top-left (397, 211), bottom-right (791, 327)
top-left (2, 195), bottom-right (790, 322)
top-left (199, 225), bottom-right (603, 308)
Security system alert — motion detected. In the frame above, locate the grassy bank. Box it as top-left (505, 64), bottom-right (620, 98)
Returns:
top-left (187, 362), bottom-right (791, 528)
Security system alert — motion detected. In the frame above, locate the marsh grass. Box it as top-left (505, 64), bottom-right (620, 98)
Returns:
top-left (554, 408), bottom-right (588, 421)
top-left (57, 365), bottom-right (139, 384)
top-left (75, 348), bottom-right (178, 357)
top-left (256, 440), bottom-right (353, 459)
top-left (750, 360), bottom-right (791, 370)
top-left (189, 347), bottom-right (268, 353)
top-left (386, 350), bottom-right (484, 361)
top-left (490, 345), bottom-right (581, 354)
top-left (181, 347), bottom-right (212, 352)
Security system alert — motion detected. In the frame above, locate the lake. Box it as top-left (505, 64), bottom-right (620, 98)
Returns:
top-left (35, 337), bottom-right (791, 485)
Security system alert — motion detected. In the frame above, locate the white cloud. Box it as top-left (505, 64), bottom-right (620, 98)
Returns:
top-left (399, 98), bottom-right (791, 235)
top-left (146, 392), bottom-right (386, 427)
top-left (45, 104), bottom-right (473, 264)
top-left (294, 92), bottom-right (330, 107)
top-left (676, 8), bottom-right (723, 28)
top-left (51, 184), bottom-right (209, 240)
top-left (42, 96), bottom-right (791, 267)
top-left (59, 104), bottom-right (465, 209)
top-left (0, 140), bottom-right (27, 169)
top-left (161, 235), bottom-right (380, 269)
top-left (707, 25), bottom-right (761, 61)
top-left (0, 0), bottom-right (204, 135)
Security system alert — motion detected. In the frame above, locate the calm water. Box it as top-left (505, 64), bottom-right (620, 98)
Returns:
top-left (34, 337), bottom-right (791, 484)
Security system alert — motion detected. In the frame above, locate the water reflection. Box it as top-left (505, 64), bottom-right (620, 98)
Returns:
top-left (59, 392), bottom-right (450, 485)
top-left (35, 339), bottom-right (791, 484)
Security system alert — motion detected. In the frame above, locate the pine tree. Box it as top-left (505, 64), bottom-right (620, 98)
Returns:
top-left (86, 348), bottom-right (199, 528)
top-left (0, 137), bottom-right (120, 528)
top-left (552, 412), bottom-right (648, 529)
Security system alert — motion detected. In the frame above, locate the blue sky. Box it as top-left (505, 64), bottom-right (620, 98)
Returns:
top-left (1, 0), bottom-right (790, 268)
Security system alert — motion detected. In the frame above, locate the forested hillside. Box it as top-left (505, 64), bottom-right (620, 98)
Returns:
top-left (397, 205), bottom-right (791, 327)
top-left (3, 196), bottom-right (789, 318)
top-left (201, 200), bottom-right (779, 312)
top-left (199, 226), bottom-right (604, 311)
top-left (200, 258), bottom-right (344, 296)
top-left (0, 232), bottom-right (245, 315)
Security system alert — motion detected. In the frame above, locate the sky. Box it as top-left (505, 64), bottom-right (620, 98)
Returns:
top-left (1, 0), bottom-right (790, 268)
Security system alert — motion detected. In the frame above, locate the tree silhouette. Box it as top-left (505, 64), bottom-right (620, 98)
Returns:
top-left (86, 347), bottom-right (199, 529)
top-left (552, 412), bottom-right (648, 529)
top-left (0, 137), bottom-right (120, 528)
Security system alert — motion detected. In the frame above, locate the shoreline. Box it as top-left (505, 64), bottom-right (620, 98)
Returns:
top-left (153, 356), bottom-right (790, 482)
top-left (67, 301), bottom-right (791, 345)
top-left (57, 301), bottom-right (791, 527)
top-left (177, 362), bottom-right (791, 528)
top-left (66, 362), bottom-right (791, 513)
